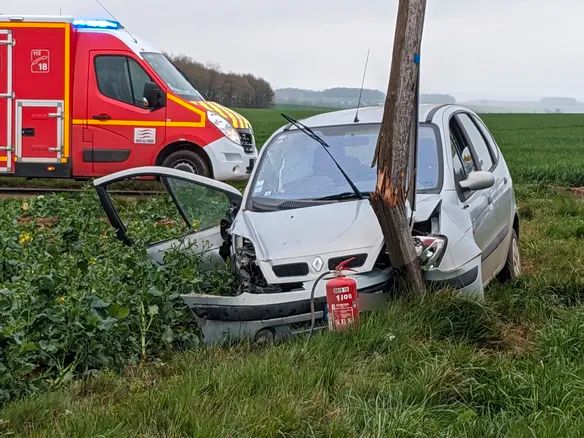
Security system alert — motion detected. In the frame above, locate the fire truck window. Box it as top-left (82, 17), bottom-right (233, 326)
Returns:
top-left (127, 59), bottom-right (151, 106)
top-left (95, 56), bottom-right (151, 107)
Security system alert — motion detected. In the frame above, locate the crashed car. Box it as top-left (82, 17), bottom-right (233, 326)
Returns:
top-left (94, 104), bottom-right (521, 344)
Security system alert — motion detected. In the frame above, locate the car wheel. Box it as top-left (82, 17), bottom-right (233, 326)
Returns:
top-left (498, 229), bottom-right (521, 282)
top-left (162, 149), bottom-right (210, 177)
top-left (253, 328), bottom-right (275, 346)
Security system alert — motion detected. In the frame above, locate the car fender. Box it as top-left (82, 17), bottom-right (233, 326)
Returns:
top-left (437, 190), bottom-right (481, 272)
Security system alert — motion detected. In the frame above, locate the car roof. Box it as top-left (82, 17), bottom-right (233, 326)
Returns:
top-left (296, 104), bottom-right (448, 128)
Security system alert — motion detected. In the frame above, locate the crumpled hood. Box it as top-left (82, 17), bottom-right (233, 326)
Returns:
top-left (231, 195), bottom-right (442, 263)
top-left (233, 200), bottom-right (382, 262)
top-left (191, 100), bottom-right (253, 130)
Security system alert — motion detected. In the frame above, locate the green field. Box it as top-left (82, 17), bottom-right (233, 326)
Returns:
top-left (1, 109), bottom-right (584, 437)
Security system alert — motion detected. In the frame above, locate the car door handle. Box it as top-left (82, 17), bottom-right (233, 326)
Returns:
top-left (92, 113), bottom-right (112, 121)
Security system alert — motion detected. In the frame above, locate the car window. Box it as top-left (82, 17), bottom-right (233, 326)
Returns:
top-left (164, 177), bottom-right (232, 231)
top-left (451, 140), bottom-right (467, 185)
top-left (95, 55), bottom-right (152, 107)
top-left (474, 117), bottom-right (500, 162)
top-left (457, 114), bottom-right (494, 171)
top-left (450, 117), bottom-right (477, 176)
top-left (249, 124), bottom-right (441, 210)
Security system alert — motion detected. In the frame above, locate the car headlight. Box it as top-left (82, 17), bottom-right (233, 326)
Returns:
top-left (207, 111), bottom-right (241, 145)
top-left (414, 235), bottom-right (447, 271)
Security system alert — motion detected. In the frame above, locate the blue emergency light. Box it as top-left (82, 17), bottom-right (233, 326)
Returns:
top-left (72, 19), bottom-right (122, 30)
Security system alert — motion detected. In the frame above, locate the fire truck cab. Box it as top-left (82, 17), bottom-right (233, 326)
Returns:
top-left (0, 15), bottom-right (257, 180)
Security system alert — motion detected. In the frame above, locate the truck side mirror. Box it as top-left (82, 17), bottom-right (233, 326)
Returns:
top-left (143, 82), bottom-right (166, 110)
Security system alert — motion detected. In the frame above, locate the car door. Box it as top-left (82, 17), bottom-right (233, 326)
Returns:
top-left (93, 166), bottom-right (242, 266)
top-left (456, 112), bottom-right (511, 282)
top-left (473, 115), bottom-right (514, 236)
top-left (86, 52), bottom-right (167, 176)
top-left (449, 115), bottom-right (498, 262)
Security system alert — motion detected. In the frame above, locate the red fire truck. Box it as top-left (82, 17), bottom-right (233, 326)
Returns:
top-left (0, 16), bottom-right (257, 180)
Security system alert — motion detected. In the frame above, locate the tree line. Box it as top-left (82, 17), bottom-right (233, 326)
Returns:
top-left (169, 55), bottom-right (275, 109)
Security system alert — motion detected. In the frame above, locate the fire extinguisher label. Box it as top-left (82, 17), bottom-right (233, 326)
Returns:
top-left (31, 49), bottom-right (50, 73)
top-left (329, 303), bottom-right (357, 331)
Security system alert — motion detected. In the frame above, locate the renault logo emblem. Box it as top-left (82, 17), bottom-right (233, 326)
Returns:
top-left (312, 257), bottom-right (324, 272)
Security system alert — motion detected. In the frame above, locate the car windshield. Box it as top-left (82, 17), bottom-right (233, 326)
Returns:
top-left (250, 123), bottom-right (440, 211)
top-left (142, 52), bottom-right (204, 101)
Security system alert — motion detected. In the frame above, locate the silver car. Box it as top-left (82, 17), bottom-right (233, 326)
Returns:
top-left (94, 104), bottom-right (521, 344)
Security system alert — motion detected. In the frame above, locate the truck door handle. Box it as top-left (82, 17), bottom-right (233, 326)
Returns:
top-left (92, 113), bottom-right (112, 121)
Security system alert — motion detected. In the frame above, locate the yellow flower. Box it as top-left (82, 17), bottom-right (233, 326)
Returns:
top-left (21, 202), bottom-right (29, 211)
top-left (57, 296), bottom-right (65, 305)
top-left (18, 232), bottom-right (32, 245)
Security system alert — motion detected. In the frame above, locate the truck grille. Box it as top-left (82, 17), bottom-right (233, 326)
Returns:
top-left (328, 254), bottom-right (368, 270)
top-left (238, 131), bottom-right (255, 154)
top-left (272, 263), bottom-right (309, 278)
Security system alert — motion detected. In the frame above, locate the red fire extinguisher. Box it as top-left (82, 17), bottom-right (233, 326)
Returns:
top-left (326, 258), bottom-right (359, 331)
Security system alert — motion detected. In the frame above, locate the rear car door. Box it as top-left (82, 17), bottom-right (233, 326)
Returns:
top-left (85, 52), bottom-right (167, 176)
top-left (93, 166), bottom-right (242, 266)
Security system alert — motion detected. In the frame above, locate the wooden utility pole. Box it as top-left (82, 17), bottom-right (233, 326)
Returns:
top-left (370, 0), bottom-right (427, 293)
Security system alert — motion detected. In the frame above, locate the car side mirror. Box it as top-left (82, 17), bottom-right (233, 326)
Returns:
top-left (143, 82), bottom-right (166, 110)
top-left (460, 171), bottom-right (495, 191)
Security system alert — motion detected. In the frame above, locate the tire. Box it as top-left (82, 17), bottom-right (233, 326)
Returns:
top-left (161, 149), bottom-right (210, 177)
top-left (253, 328), bottom-right (275, 346)
top-left (498, 229), bottom-right (521, 282)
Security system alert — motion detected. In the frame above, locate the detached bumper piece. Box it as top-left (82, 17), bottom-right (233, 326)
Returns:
top-left (182, 269), bottom-right (393, 344)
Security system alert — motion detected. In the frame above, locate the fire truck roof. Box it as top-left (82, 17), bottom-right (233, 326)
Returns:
top-left (0, 16), bottom-right (122, 29)
top-left (0, 15), bottom-right (75, 23)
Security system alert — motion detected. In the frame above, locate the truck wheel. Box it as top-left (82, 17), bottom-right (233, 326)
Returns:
top-left (498, 229), bottom-right (521, 282)
top-left (162, 150), bottom-right (210, 177)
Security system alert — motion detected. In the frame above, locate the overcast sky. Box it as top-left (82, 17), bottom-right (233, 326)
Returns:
top-left (4, 0), bottom-right (584, 101)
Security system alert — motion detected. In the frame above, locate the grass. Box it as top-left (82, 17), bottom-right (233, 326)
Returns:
top-left (1, 109), bottom-right (584, 436)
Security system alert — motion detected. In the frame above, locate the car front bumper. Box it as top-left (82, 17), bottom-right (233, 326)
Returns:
top-left (181, 268), bottom-right (393, 344)
top-left (204, 136), bottom-right (257, 181)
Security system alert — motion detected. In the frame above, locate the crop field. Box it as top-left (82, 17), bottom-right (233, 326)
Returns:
top-left (0, 108), bottom-right (583, 436)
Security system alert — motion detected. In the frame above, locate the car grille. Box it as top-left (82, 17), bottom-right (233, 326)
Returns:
top-left (238, 131), bottom-right (255, 154)
top-left (272, 263), bottom-right (309, 278)
top-left (328, 253), bottom-right (368, 270)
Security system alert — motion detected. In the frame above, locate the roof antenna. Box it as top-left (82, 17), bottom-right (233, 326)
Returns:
top-left (354, 48), bottom-right (371, 123)
top-left (96, 0), bottom-right (138, 44)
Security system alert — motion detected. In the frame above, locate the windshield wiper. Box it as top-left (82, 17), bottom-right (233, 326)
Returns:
top-left (281, 114), bottom-right (364, 200)
top-left (315, 192), bottom-right (370, 201)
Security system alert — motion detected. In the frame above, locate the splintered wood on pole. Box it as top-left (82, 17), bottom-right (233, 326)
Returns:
top-left (370, 0), bottom-right (427, 293)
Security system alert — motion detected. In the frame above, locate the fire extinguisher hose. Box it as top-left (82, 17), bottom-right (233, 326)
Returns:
top-left (308, 270), bottom-right (332, 339)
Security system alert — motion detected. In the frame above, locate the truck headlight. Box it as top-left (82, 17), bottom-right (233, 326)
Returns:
top-left (208, 111), bottom-right (241, 145)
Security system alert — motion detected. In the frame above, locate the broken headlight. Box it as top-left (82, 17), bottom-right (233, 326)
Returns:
top-left (414, 235), bottom-right (447, 271)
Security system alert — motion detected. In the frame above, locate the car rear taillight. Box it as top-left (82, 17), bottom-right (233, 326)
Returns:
top-left (413, 235), bottom-right (447, 271)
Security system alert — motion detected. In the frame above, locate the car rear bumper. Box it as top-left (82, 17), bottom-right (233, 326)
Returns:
top-left (181, 268), bottom-right (393, 344)
top-left (204, 136), bottom-right (257, 181)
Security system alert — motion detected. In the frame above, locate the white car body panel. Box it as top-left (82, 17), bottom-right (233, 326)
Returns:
top-left (94, 104), bottom-right (519, 344)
